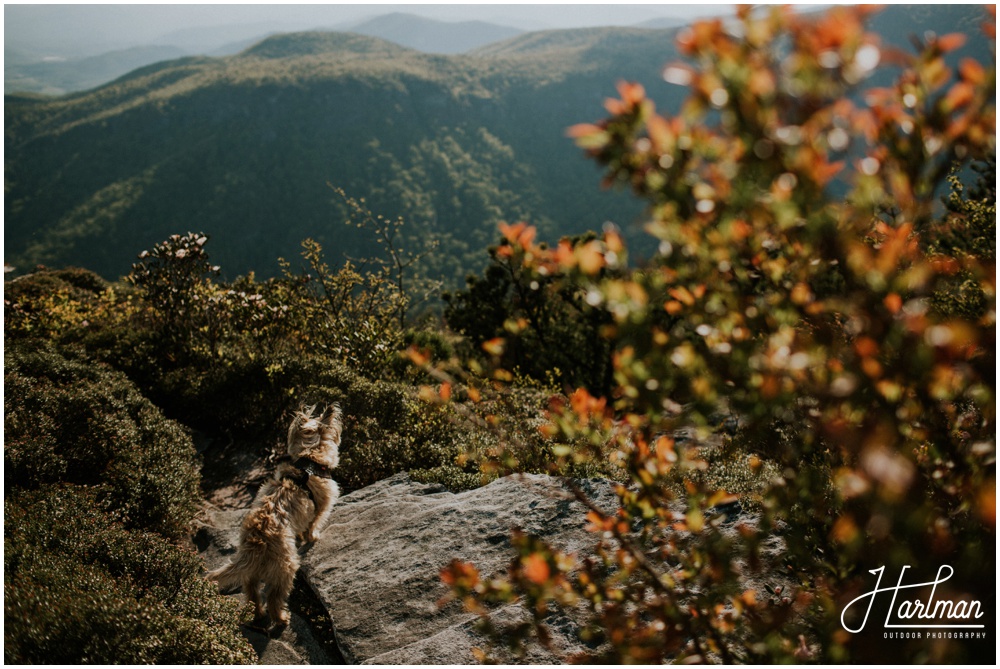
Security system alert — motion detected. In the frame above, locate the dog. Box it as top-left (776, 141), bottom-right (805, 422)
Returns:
top-left (209, 404), bottom-right (342, 629)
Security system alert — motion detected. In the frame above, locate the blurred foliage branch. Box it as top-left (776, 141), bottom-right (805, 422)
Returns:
top-left (432, 5), bottom-right (996, 663)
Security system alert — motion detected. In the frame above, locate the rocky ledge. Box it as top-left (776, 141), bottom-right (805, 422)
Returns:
top-left (304, 473), bottom-right (620, 664)
top-left (199, 471), bottom-right (789, 664)
top-left (199, 472), bottom-right (620, 663)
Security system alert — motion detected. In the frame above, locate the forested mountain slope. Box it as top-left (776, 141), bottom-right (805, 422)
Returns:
top-left (5, 28), bottom-right (676, 283)
top-left (5, 5), bottom-right (990, 284)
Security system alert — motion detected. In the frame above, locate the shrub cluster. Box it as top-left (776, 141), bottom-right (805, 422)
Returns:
top-left (443, 230), bottom-right (617, 395)
top-left (5, 485), bottom-right (253, 664)
top-left (4, 235), bottom-right (522, 496)
top-left (3, 343), bottom-right (253, 663)
top-left (4, 342), bottom-right (200, 538)
top-left (2, 231), bottom-right (487, 662)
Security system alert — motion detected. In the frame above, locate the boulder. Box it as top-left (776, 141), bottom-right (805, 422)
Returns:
top-left (302, 473), bottom-right (620, 664)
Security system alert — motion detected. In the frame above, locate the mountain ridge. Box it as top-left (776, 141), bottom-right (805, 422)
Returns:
top-left (347, 12), bottom-right (525, 54)
top-left (5, 6), bottom-right (992, 285)
top-left (238, 31), bottom-right (417, 60)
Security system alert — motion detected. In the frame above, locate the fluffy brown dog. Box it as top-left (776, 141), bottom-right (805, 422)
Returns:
top-left (209, 404), bottom-right (341, 629)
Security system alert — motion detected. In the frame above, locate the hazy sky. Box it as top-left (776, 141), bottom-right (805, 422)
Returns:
top-left (5, 3), bottom-right (739, 58)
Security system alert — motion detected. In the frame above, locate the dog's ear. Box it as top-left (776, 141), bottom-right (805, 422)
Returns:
top-left (321, 404), bottom-right (343, 440)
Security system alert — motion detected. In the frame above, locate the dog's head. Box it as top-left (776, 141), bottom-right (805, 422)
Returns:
top-left (287, 403), bottom-right (342, 469)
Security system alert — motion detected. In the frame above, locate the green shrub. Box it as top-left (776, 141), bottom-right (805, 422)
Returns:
top-left (135, 347), bottom-right (465, 492)
top-left (4, 267), bottom-right (114, 342)
top-left (443, 230), bottom-right (617, 395)
top-left (127, 231), bottom-right (220, 352)
top-left (4, 342), bottom-right (200, 539)
top-left (4, 340), bottom-right (252, 663)
top-left (928, 158), bottom-right (996, 320)
top-left (4, 485), bottom-right (253, 664)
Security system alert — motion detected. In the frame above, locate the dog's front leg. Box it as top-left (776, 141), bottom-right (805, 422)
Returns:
top-left (304, 479), bottom-right (339, 543)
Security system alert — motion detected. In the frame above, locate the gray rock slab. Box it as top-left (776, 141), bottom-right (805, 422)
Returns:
top-left (360, 601), bottom-right (594, 665)
top-left (302, 473), bottom-right (619, 664)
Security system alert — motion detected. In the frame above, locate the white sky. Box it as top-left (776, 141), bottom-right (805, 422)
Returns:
top-left (4, 2), bottom-right (844, 59)
top-left (4, 3), bottom-right (736, 54)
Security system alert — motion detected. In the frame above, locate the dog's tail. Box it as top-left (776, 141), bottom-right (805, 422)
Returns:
top-left (208, 551), bottom-right (255, 590)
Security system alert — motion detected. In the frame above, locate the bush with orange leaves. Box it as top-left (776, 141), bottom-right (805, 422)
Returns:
top-left (433, 5), bottom-right (995, 664)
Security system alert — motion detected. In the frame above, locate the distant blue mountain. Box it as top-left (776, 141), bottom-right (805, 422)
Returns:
top-left (4, 45), bottom-right (188, 95)
top-left (347, 12), bottom-right (524, 54)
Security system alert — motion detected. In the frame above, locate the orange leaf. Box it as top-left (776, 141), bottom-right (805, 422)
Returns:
top-left (406, 346), bottom-right (430, 366)
top-left (761, 375), bottom-right (780, 399)
top-left (617, 80), bottom-right (646, 107)
top-left (441, 560), bottom-right (479, 587)
top-left (944, 82), bottom-right (975, 111)
top-left (554, 239), bottom-right (576, 268)
top-left (522, 553), bottom-right (551, 585)
top-left (862, 357), bottom-right (883, 378)
top-left (604, 97), bottom-right (626, 115)
top-left (854, 336), bottom-right (879, 357)
top-left (439, 382), bottom-right (452, 402)
top-left (604, 229), bottom-right (624, 254)
top-left (978, 479), bottom-right (996, 527)
top-left (517, 225), bottom-right (537, 249)
top-left (585, 510), bottom-right (609, 532)
top-left (482, 337), bottom-right (506, 356)
top-left (655, 436), bottom-right (676, 463)
top-left (884, 293), bottom-right (902, 314)
top-left (647, 114), bottom-right (674, 154)
top-left (577, 240), bottom-right (605, 275)
top-left (669, 286), bottom-right (696, 306)
top-left (730, 219), bottom-right (752, 241)
top-left (831, 515), bottom-right (859, 544)
top-left (498, 221), bottom-right (527, 244)
top-left (959, 58), bottom-right (986, 85)
top-left (570, 387), bottom-right (596, 420)
top-left (566, 122), bottom-right (604, 138)
top-left (812, 160), bottom-right (845, 186)
top-left (936, 32), bottom-right (967, 53)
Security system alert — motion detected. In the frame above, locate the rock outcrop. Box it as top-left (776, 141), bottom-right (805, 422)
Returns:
top-left (199, 471), bottom-right (789, 664)
top-left (303, 473), bottom-right (619, 664)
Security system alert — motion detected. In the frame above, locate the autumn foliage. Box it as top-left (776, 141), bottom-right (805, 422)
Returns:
top-left (437, 5), bottom-right (995, 663)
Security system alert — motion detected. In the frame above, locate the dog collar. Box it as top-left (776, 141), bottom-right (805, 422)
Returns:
top-left (278, 455), bottom-right (334, 480)
top-left (293, 457), bottom-right (333, 480)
